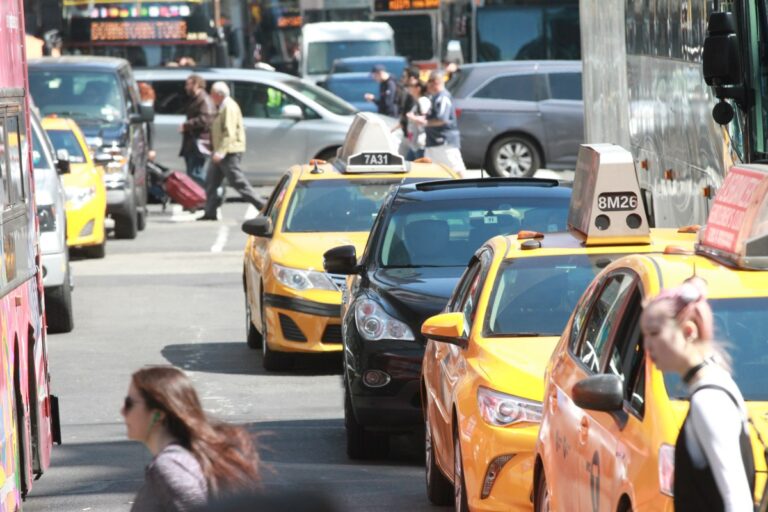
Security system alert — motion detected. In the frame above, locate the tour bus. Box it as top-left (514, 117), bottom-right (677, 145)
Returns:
top-left (579, 0), bottom-right (768, 228)
top-left (0, 1), bottom-right (61, 508)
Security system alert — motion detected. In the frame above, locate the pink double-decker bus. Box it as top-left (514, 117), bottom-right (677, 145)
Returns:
top-left (0, 1), bottom-right (61, 510)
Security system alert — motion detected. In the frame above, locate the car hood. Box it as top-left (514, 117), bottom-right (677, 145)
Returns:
top-left (371, 266), bottom-right (465, 331)
top-left (477, 337), bottom-right (561, 402)
top-left (76, 118), bottom-right (128, 147)
top-left (269, 232), bottom-right (369, 271)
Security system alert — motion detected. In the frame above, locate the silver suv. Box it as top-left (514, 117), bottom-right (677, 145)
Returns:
top-left (449, 60), bottom-right (583, 177)
top-left (135, 68), bottom-right (362, 185)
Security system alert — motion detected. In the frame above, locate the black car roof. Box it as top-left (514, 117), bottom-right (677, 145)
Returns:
top-left (28, 56), bottom-right (128, 71)
top-left (394, 178), bottom-right (572, 202)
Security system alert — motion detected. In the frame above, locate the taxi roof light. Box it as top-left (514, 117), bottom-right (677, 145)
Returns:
top-left (697, 164), bottom-right (768, 269)
top-left (335, 113), bottom-right (408, 174)
top-left (567, 144), bottom-right (651, 246)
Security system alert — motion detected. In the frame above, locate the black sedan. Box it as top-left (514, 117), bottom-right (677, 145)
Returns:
top-left (323, 178), bottom-right (572, 459)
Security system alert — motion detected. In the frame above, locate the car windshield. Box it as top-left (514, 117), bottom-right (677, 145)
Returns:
top-left (325, 79), bottom-right (377, 104)
top-left (30, 70), bottom-right (125, 123)
top-left (281, 79), bottom-right (357, 116)
top-left (307, 40), bottom-right (394, 75)
top-left (485, 254), bottom-right (611, 337)
top-left (379, 196), bottom-right (570, 268)
top-left (663, 297), bottom-right (768, 402)
top-left (282, 179), bottom-right (398, 232)
top-left (46, 130), bottom-right (87, 164)
top-left (331, 59), bottom-right (407, 76)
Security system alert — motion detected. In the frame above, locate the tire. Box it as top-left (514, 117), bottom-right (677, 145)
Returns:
top-left (454, 428), bottom-right (469, 512)
top-left (261, 304), bottom-right (292, 371)
top-left (245, 292), bottom-right (263, 349)
top-left (85, 240), bottom-right (106, 259)
top-left (114, 198), bottom-right (138, 240)
top-left (137, 207), bottom-right (147, 231)
top-left (425, 413), bottom-right (453, 505)
top-left (46, 266), bottom-right (74, 334)
top-left (534, 468), bottom-right (551, 512)
top-left (344, 382), bottom-right (389, 460)
top-left (487, 135), bottom-right (542, 177)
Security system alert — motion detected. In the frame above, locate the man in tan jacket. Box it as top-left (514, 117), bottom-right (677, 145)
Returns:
top-left (199, 81), bottom-right (265, 220)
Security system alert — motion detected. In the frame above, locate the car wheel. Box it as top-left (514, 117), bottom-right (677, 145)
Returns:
top-left (454, 428), bottom-right (470, 512)
top-left (487, 135), bottom-right (541, 177)
top-left (85, 240), bottom-right (106, 259)
top-left (46, 264), bottom-right (74, 334)
top-left (114, 196), bottom-right (138, 239)
top-left (261, 303), bottom-right (292, 371)
top-left (534, 468), bottom-right (551, 512)
top-left (245, 292), bottom-right (263, 349)
top-left (137, 207), bottom-right (147, 231)
top-left (344, 382), bottom-right (389, 460)
top-left (425, 413), bottom-right (453, 505)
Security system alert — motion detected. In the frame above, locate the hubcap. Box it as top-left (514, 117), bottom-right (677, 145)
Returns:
top-left (454, 435), bottom-right (463, 510)
top-left (496, 142), bottom-right (533, 177)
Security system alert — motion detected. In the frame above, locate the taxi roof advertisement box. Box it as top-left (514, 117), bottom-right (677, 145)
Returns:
top-left (698, 164), bottom-right (768, 269)
top-left (568, 144), bottom-right (650, 246)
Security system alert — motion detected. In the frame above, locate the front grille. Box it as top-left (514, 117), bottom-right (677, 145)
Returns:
top-left (279, 313), bottom-right (307, 342)
top-left (322, 324), bottom-right (343, 344)
top-left (328, 273), bottom-right (347, 291)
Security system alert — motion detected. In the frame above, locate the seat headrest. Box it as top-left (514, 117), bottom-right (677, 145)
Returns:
top-left (404, 219), bottom-right (450, 262)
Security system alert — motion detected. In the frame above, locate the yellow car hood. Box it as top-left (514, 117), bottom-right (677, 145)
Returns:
top-left (478, 336), bottom-right (561, 401)
top-left (270, 231), bottom-right (370, 271)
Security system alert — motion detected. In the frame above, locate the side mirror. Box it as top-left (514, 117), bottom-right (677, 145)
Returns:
top-left (241, 217), bottom-right (273, 237)
top-left (703, 11), bottom-right (746, 124)
top-left (281, 104), bottom-right (303, 121)
top-left (572, 374), bottom-right (624, 412)
top-left (130, 104), bottom-right (155, 124)
top-left (56, 148), bottom-right (70, 163)
top-left (446, 40), bottom-right (464, 65)
top-left (421, 312), bottom-right (467, 348)
top-left (323, 245), bottom-right (359, 274)
top-left (55, 158), bottom-right (70, 175)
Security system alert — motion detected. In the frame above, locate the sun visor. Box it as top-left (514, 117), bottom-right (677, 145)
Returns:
top-left (696, 164), bottom-right (768, 269)
top-left (567, 144), bottom-right (650, 246)
top-left (336, 113), bottom-right (407, 173)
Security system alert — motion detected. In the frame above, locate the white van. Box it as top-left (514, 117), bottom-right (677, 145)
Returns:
top-left (301, 21), bottom-right (395, 84)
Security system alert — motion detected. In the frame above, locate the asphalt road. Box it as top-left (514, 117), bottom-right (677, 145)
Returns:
top-left (25, 197), bottom-right (443, 512)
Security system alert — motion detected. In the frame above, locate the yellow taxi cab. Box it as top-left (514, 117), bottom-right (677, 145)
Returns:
top-left (534, 163), bottom-right (768, 511)
top-left (419, 144), bottom-right (698, 511)
top-left (42, 116), bottom-right (107, 258)
top-left (241, 113), bottom-right (460, 371)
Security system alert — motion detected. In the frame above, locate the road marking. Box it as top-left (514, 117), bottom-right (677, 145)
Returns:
top-left (210, 225), bottom-right (230, 253)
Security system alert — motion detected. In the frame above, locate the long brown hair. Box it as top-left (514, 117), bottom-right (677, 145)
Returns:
top-left (132, 366), bottom-right (260, 495)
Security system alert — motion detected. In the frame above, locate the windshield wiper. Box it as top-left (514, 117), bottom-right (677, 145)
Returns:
top-left (50, 111), bottom-right (89, 119)
top-left (502, 332), bottom-right (556, 337)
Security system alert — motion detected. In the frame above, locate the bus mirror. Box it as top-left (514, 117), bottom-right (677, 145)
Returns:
top-left (703, 12), bottom-right (742, 87)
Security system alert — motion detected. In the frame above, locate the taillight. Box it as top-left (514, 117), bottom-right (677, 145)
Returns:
top-left (658, 443), bottom-right (674, 496)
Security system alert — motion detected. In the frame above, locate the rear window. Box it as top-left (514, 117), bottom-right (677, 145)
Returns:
top-left (474, 74), bottom-right (538, 101)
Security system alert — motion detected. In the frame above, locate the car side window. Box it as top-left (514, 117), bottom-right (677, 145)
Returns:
top-left (264, 175), bottom-right (291, 227)
top-left (568, 280), bottom-right (599, 352)
top-left (473, 74), bottom-right (538, 101)
top-left (234, 82), bottom-right (302, 119)
top-left (576, 273), bottom-right (634, 373)
top-left (152, 81), bottom-right (188, 115)
top-left (450, 258), bottom-right (481, 313)
top-left (453, 250), bottom-right (491, 335)
top-left (546, 72), bottom-right (582, 101)
top-left (605, 288), bottom-right (646, 417)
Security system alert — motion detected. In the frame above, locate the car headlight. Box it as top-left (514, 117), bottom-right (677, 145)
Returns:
top-left (66, 186), bottom-right (96, 209)
top-left (37, 204), bottom-right (57, 232)
top-left (477, 386), bottom-right (543, 426)
top-left (354, 298), bottom-right (414, 341)
top-left (272, 263), bottom-right (336, 291)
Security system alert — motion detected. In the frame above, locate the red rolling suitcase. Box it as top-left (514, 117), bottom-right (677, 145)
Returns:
top-left (164, 171), bottom-right (206, 212)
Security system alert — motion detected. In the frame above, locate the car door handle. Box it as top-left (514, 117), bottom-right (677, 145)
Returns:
top-left (578, 416), bottom-right (589, 445)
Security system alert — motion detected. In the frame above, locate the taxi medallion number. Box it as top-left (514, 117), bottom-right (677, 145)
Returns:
top-left (349, 152), bottom-right (404, 167)
top-left (597, 192), bottom-right (638, 211)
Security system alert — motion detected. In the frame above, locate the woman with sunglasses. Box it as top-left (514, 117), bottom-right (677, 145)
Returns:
top-left (641, 277), bottom-right (755, 512)
top-left (122, 366), bottom-right (259, 511)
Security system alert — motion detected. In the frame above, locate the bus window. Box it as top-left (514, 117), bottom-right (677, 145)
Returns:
top-left (0, 122), bottom-right (7, 207)
top-left (6, 115), bottom-right (25, 204)
top-left (375, 14), bottom-right (435, 61)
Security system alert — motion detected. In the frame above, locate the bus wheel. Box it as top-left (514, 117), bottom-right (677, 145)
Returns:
top-left (46, 265), bottom-right (74, 333)
top-left (487, 135), bottom-right (541, 177)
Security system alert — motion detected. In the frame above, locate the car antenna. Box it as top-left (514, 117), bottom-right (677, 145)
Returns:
top-left (311, 160), bottom-right (323, 174)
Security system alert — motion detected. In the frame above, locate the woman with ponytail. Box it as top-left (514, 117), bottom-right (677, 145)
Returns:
top-left (122, 366), bottom-right (259, 511)
top-left (641, 277), bottom-right (755, 512)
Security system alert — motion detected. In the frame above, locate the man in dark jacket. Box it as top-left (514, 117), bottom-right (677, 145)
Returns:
top-left (179, 74), bottom-right (215, 187)
top-left (364, 64), bottom-right (399, 117)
